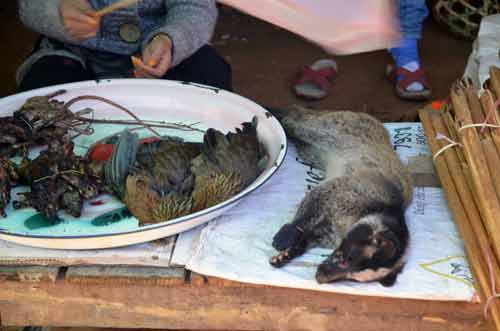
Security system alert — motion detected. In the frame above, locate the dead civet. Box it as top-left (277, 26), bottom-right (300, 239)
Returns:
top-left (270, 108), bottom-right (412, 286)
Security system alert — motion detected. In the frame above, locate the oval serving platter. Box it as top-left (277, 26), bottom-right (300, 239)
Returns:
top-left (0, 79), bottom-right (287, 249)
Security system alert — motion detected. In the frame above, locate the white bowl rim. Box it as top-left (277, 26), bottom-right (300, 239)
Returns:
top-left (0, 79), bottom-right (288, 239)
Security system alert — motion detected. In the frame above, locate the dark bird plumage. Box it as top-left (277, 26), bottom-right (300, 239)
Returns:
top-left (105, 117), bottom-right (267, 225)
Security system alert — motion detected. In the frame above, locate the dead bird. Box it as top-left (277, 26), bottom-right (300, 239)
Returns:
top-left (105, 117), bottom-right (267, 225)
top-left (269, 107), bottom-right (412, 287)
top-left (0, 157), bottom-right (19, 217)
top-left (13, 137), bottom-right (107, 219)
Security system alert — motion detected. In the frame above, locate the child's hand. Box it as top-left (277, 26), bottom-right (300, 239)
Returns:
top-left (59, 0), bottom-right (99, 40)
top-left (133, 34), bottom-right (173, 78)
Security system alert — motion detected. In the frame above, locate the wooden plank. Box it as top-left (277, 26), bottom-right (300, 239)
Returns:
top-left (189, 271), bottom-right (208, 287)
top-left (410, 172), bottom-right (441, 187)
top-left (407, 155), bottom-right (441, 187)
top-left (0, 279), bottom-right (490, 331)
top-left (65, 266), bottom-right (186, 286)
top-left (0, 266), bottom-right (59, 282)
top-left (189, 273), bottom-right (259, 288)
top-left (50, 329), bottom-right (242, 331)
top-left (202, 275), bottom-right (260, 288)
top-left (407, 155), bottom-right (436, 174)
top-left (0, 236), bottom-right (176, 267)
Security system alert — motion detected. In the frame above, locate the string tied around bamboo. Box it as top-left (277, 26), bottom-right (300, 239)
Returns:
top-left (457, 97), bottom-right (500, 133)
top-left (432, 133), bottom-right (462, 161)
top-left (484, 253), bottom-right (500, 319)
top-left (480, 97), bottom-right (500, 134)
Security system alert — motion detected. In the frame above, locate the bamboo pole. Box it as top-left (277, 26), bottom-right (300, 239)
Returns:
top-left (462, 81), bottom-right (500, 205)
top-left (430, 111), bottom-right (500, 276)
top-left (480, 91), bottom-right (500, 156)
top-left (490, 67), bottom-right (500, 99)
top-left (443, 109), bottom-right (466, 164)
top-left (463, 78), bottom-right (486, 131)
top-left (449, 83), bottom-right (500, 261)
top-left (420, 108), bottom-right (500, 329)
top-left (442, 107), bottom-right (483, 219)
top-left (482, 138), bottom-right (500, 201)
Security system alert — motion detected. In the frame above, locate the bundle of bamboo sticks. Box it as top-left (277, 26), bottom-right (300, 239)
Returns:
top-left (419, 66), bottom-right (500, 330)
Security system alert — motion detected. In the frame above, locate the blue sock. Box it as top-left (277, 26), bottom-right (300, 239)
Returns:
top-left (389, 38), bottom-right (420, 68)
top-left (389, 38), bottom-right (424, 92)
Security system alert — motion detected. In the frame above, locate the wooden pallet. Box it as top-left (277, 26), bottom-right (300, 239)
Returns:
top-left (0, 265), bottom-right (491, 331)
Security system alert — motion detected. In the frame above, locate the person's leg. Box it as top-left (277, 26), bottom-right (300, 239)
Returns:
top-left (163, 45), bottom-right (232, 91)
top-left (396, 0), bottom-right (429, 41)
top-left (389, 0), bottom-right (430, 97)
top-left (17, 56), bottom-right (93, 93)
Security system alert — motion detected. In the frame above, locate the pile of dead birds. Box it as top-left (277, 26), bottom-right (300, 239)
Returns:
top-left (0, 91), bottom-right (267, 225)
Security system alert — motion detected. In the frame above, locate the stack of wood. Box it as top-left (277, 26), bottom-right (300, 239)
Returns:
top-left (419, 66), bottom-right (500, 330)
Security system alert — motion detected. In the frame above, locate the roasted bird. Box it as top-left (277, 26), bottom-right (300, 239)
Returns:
top-left (105, 117), bottom-right (267, 225)
top-left (0, 157), bottom-right (18, 217)
top-left (0, 90), bottom-right (79, 158)
top-left (13, 137), bottom-right (107, 219)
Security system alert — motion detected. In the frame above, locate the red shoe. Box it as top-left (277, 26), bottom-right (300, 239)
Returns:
top-left (386, 64), bottom-right (432, 101)
top-left (293, 59), bottom-right (338, 100)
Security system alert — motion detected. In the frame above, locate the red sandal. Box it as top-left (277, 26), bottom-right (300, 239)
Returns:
top-left (294, 59), bottom-right (338, 100)
top-left (386, 64), bottom-right (432, 101)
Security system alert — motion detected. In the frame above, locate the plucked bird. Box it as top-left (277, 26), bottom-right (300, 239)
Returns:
top-left (104, 117), bottom-right (267, 225)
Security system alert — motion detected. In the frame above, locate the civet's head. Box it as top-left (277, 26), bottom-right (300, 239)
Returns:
top-left (316, 211), bottom-right (408, 287)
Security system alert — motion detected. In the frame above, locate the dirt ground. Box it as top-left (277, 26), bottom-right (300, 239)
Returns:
top-left (0, 3), bottom-right (472, 122)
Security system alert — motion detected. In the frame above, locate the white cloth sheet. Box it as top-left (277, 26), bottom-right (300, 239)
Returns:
top-left (184, 123), bottom-right (476, 302)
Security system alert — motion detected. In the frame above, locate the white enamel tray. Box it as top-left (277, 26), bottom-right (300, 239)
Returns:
top-left (0, 79), bottom-right (287, 249)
